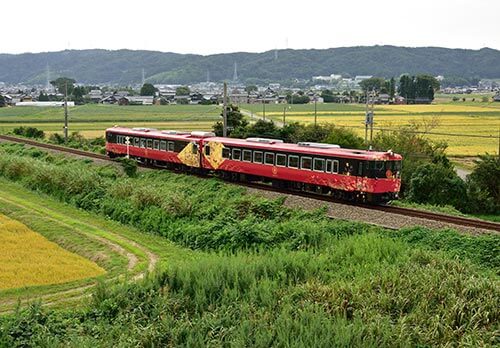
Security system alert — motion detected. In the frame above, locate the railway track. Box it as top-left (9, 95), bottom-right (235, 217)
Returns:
top-left (1, 134), bottom-right (499, 233)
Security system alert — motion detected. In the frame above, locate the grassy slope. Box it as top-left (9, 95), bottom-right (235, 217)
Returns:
top-left (0, 144), bottom-right (498, 346)
top-left (0, 179), bottom-right (195, 312)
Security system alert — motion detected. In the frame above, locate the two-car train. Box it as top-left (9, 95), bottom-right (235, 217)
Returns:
top-left (106, 126), bottom-right (402, 203)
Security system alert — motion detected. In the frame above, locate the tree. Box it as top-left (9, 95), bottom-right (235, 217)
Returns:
top-left (0, 95), bottom-right (6, 107)
top-left (175, 86), bottom-right (190, 96)
top-left (244, 85), bottom-right (258, 93)
top-left (140, 83), bottom-right (157, 96)
top-left (38, 92), bottom-right (49, 101)
top-left (407, 162), bottom-right (466, 208)
top-left (324, 127), bottom-right (364, 149)
top-left (415, 75), bottom-right (439, 101)
top-left (372, 121), bottom-right (448, 194)
top-left (246, 120), bottom-right (279, 138)
top-left (389, 77), bottom-right (396, 99)
top-left (464, 154), bottom-right (500, 213)
top-left (286, 93), bottom-right (309, 104)
top-left (359, 77), bottom-right (385, 92)
top-left (50, 77), bottom-right (76, 95)
top-left (72, 86), bottom-right (86, 104)
top-left (320, 89), bottom-right (335, 103)
top-left (213, 105), bottom-right (248, 137)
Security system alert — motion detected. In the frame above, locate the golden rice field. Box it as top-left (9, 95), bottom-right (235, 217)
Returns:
top-left (257, 103), bottom-right (500, 156)
top-left (0, 213), bottom-right (105, 290)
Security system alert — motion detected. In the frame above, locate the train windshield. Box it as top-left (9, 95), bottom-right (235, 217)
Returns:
top-left (366, 160), bottom-right (402, 178)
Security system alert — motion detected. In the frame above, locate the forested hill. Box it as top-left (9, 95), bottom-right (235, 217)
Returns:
top-left (1, 46), bottom-right (499, 85)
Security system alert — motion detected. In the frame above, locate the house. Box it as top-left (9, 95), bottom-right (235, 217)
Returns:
top-left (414, 97), bottom-right (432, 104)
top-left (394, 96), bottom-right (406, 105)
top-left (125, 96), bottom-right (154, 105)
top-left (87, 89), bottom-right (103, 102)
top-left (377, 94), bottom-right (390, 104)
top-left (100, 95), bottom-right (119, 104)
top-left (229, 89), bottom-right (248, 104)
top-left (493, 93), bottom-right (500, 102)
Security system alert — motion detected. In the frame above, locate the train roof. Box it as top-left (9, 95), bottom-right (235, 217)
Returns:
top-left (106, 127), bottom-right (402, 161)
top-left (207, 137), bottom-right (402, 161)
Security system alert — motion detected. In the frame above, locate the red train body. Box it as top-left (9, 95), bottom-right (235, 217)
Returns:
top-left (106, 127), bottom-right (402, 203)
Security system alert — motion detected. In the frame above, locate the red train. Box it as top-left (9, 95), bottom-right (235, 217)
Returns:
top-left (106, 126), bottom-right (402, 203)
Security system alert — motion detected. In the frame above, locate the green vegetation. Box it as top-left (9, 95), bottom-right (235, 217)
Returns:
top-left (139, 83), bottom-right (157, 96)
top-left (2, 46), bottom-right (500, 84)
top-left (12, 126), bottom-right (44, 139)
top-left (0, 143), bottom-right (498, 346)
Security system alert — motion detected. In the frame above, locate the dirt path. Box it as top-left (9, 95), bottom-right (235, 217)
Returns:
top-left (0, 193), bottom-right (159, 313)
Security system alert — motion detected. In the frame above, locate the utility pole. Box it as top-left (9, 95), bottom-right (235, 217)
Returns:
top-left (64, 81), bottom-right (68, 144)
top-left (223, 81), bottom-right (228, 137)
top-left (314, 96), bottom-right (317, 126)
top-left (262, 99), bottom-right (266, 120)
top-left (364, 90), bottom-right (368, 144)
top-left (369, 89), bottom-right (374, 147)
top-left (283, 106), bottom-right (286, 126)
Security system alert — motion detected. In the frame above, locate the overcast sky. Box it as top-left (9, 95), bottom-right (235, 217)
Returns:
top-left (2, 0), bottom-right (498, 55)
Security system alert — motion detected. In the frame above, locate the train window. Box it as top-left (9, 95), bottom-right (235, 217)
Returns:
top-left (332, 160), bottom-right (339, 173)
top-left (160, 140), bottom-right (167, 151)
top-left (393, 161), bottom-right (402, 171)
top-left (288, 155), bottom-right (299, 168)
top-left (153, 140), bottom-right (159, 150)
top-left (358, 162), bottom-right (363, 176)
top-left (243, 150), bottom-right (252, 162)
top-left (140, 138), bottom-right (146, 148)
top-left (253, 151), bottom-right (263, 163)
top-left (147, 139), bottom-right (153, 149)
top-left (232, 149), bottom-right (241, 160)
top-left (134, 137), bottom-right (139, 147)
top-left (326, 160), bottom-right (332, 173)
top-left (222, 148), bottom-right (230, 158)
top-left (301, 157), bottom-right (312, 170)
top-left (205, 145), bottom-right (211, 156)
top-left (276, 154), bottom-right (286, 167)
top-left (167, 141), bottom-right (175, 152)
top-left (313, 158), bottom-right (325, 172)
top-left (264, 152), bottom-right (274, 165)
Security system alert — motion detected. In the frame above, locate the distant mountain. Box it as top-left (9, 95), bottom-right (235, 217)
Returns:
top-left (1, 46), bottom-right (499, 85)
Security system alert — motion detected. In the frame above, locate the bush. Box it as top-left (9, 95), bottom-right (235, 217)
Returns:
top-left (324, 127), bottom-right (364, 149)
top-left (118, 157), bottom-right (138, 177)
top-left (407, 162), bottom-right (466, 209)
top-left (12, 127), bottom-right (45, 139)
top-left (464, 154), bottom-right (500, 214)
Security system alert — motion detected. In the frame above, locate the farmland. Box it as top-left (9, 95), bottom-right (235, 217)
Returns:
top-left (0, 102), bottom-right (498, 155)
top-left (0, 104), bottom-right (221, 138)
top-left (243, 102), bottom-right (500, 156)
top-left (0, 213), bottom-right (105, 290)
top-left (0, 143), bottom-right (499, 346)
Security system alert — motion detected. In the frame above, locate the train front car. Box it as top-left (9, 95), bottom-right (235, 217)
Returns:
top-left (200, 137), bottom-right (402, 204)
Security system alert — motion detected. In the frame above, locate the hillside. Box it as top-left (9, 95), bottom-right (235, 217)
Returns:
top-left (1, 46), bottom-right (499, 85)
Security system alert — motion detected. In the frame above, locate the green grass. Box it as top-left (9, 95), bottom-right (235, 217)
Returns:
top-left (0, 104), bottom-right (222, 123)
top-left (0, 143), bottom-right (498, 346)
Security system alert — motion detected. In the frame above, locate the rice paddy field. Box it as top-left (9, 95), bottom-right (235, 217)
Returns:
top-left (0, 213), bottom-right (105, 290)
top-left (0, 102), bottom-right (498, 156)
top-left (243, 102), bottom-right (500, 156)
top-left (0, 104), bottom-right (221, 138)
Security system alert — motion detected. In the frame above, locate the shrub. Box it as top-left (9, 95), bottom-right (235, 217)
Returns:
top-left (464, 154), bottom-right (500, 214)
top-left (12, 126), bottom-right (45, 139)
top-left (407, 162), bottom-right (466, 208)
